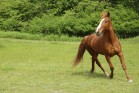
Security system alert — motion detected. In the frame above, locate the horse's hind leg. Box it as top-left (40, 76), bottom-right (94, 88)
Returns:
top-left (90, 58), bottom-right (95, 73)
top-left (95, 58), bottom-right (109, 77)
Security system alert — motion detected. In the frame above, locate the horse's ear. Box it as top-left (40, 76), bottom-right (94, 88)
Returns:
top-left (101, 12), bottom-right (105, 18)
top-left (107, 11), bottom-right (110, 17)
top-left (101, 11), bottom-right (110, 18)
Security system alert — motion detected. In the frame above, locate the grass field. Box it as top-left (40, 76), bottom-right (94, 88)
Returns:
top-left (0, 37), bottom-right (139, 93)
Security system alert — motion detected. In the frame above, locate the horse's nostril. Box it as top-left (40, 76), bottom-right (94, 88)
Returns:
top-left (96, 32), bottom-right (100, 36)
top-left (96, 32), bottom-right (99, 34)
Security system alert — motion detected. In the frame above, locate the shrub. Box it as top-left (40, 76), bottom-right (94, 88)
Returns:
top-left (0, 0), bottom-right (139, 38)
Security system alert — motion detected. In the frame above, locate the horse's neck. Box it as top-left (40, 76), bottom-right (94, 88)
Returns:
top-left (106, 26), bottom-right (117, 45)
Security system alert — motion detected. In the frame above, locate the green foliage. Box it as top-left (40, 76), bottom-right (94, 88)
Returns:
top-left (0, 0), bottom-right (139, 38)
top-left (24, 15), bottom-right (62, 34)
top-left (111, 0), bottom-right (139, 14)
top-left (109, 4), bottom-right (139, 38)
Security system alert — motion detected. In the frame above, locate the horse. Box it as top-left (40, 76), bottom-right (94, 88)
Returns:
top-left (73, 11), bottom-right (133, 82)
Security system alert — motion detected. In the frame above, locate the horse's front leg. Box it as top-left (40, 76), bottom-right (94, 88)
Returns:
top-left (105, 56), bottom-right (114, 79)
top-left (118, 52), bottom-right (133, 82)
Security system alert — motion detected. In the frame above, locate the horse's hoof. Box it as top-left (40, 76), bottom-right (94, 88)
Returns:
top-left (105, 72), bottom-right (109, 77)
top-left (90, 69), bottom-right (94, 73)
top-left (110, 75), bottom-right (113, 79)
top-left (128, 79), bottom-right (133, 83)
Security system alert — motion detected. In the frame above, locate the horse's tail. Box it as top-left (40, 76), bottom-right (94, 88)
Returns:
top-left (73, 40), bottom-right (86, 67)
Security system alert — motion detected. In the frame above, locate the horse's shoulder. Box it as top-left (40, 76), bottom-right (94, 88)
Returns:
top-left (82, 34), bottom-right (94, 40)
top-left (82, 34), bottom-right (96, 45)
top-left (88, 34), bottom-right (96, 40)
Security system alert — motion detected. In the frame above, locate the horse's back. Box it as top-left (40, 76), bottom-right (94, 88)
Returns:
top-left (83, 34), bottom-right (96, 43)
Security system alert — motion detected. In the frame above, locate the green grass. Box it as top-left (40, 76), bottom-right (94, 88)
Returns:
top-left (0, 37), bottom-right (139, 93)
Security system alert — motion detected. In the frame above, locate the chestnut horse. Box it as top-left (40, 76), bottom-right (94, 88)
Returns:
top-left (73, 12), bottom-right (133, 82)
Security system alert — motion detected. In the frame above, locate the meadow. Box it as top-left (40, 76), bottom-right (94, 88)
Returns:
top-left (0, 37), bottom-right (139, 93)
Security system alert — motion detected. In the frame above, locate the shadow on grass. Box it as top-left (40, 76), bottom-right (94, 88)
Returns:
top-left (72, 71), bottom-right (109, 79)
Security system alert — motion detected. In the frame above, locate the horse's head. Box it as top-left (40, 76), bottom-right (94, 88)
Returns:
top-left (96, 11), bottom-right (111, 36)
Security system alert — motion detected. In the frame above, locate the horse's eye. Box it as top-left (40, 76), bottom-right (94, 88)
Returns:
top-left (105, 20), bottom-right (108, 22)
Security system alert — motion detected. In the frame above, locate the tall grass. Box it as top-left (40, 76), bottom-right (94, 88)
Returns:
top-left (0, 31), bottom-right (81, 41)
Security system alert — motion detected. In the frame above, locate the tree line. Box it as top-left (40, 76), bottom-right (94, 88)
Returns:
top-left (0, 0), bottom-right (139, 38)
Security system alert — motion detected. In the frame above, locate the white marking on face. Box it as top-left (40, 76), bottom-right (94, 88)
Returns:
top-left (96, 18), bottom-right (105, 33)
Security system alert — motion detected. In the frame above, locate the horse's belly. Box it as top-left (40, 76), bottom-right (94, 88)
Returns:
top-left (92, 46), bottom-right (105, 55)
top-left (93, 45), bottom-right (118, 56)
top-left (105, 47), bottom-right (119, 56)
